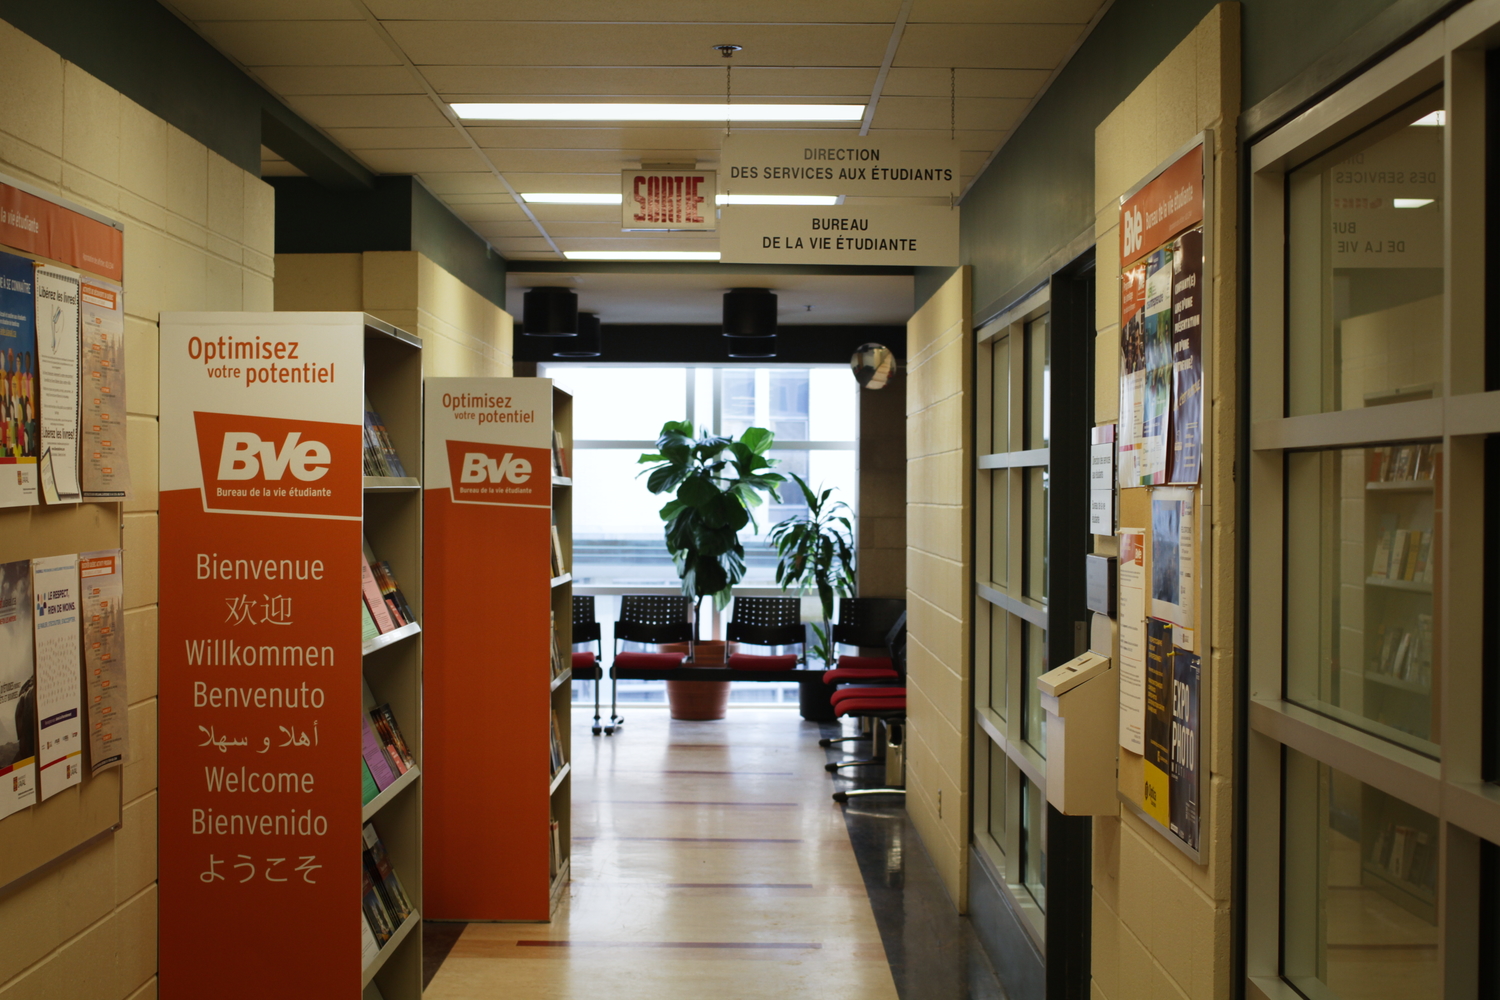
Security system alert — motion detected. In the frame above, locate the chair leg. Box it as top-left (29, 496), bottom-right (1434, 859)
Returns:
top-left (606, 667), bottom-right (624, 735)
top-left (825, 757), bottom-right (884, 772)
top-left (817, 734), bottom-right (872, 747)
top-left (833, 788), bottom-right (906, 803)
top-left (592, 667), bottom-right (603, 737)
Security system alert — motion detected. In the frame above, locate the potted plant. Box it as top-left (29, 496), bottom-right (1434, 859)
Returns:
top-left (639, 419), bottom-right (784, 718)
top-left (769, 473), bottom-right (855, 669)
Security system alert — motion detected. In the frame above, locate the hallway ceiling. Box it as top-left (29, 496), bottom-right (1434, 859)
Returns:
top-left (165, 0), bottom-right (1108, 266)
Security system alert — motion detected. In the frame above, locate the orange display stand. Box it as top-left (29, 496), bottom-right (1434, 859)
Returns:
top-left (158, 312), bottom-right (424, 1000)
top-left (423, 377), bottom-right (571, 920)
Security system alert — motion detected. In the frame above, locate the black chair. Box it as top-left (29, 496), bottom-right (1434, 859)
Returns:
top-left (571, 596), bottom-right (607, 736)
top-left (725, 596), bottom-right (805, 669)
top-left (606, 595), bottom-right (693, 735)
top-left (825, 613), bottom-right (907, 768)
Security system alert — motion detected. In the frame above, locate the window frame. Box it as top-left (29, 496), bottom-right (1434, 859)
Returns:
top-left (1243, 21), bottom-right (1500, 999)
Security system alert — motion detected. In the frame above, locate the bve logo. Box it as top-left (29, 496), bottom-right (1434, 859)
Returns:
top-left (1122, 205), bottom-right (1144, 258)
top-left (459, 451), bottom-right (531, 484)
top-left (218, 432), bottom-right (330, 481)
top-left (192, 411), bottom-right (361, 518)
top-left (444, 439), bottom-right (550, 506)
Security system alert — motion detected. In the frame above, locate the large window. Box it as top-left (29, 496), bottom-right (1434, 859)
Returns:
top-left (1246, 32), bottom-right (1500, 998)
top-left (540, 364), bottom-right (857, 705)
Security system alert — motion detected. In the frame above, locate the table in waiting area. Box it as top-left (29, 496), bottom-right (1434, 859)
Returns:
top-left (571, 663), bottom-right (835, 721)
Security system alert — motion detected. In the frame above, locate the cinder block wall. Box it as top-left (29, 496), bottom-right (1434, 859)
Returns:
top-left (0, 18), bottom-right (276, 999)
top-left (1089, 6), bottom-right (1240, 999)
top-left (903, 267), bottom-right (972, 907)
top-left (858, 368), bottom-right (906, 597)
top-left (275, 251), bottom-right (514, 377)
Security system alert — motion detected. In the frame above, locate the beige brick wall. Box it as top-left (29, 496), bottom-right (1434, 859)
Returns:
top-left (276, 251), bottom-right (514, 378)
top-left (1090, 6), bottom-right (1240, 1000)
top-left (903, 267), bottom-right (972, 908)
top-left (858, 368), bottom-right (906, 597)
top-left (0, 18), bottom-right (277, 1000)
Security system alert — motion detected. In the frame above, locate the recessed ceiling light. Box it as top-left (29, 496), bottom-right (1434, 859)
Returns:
top-left (522, 193), bottom-right (839, 207)
top-left (562, 251), bottom-right (721, 261)
top-left (452, 103), bottom-right (864, 122)
top-left (1411, 111), bottom-right (1445, 126)
top-left (1393, 198), bottom-right (1435, 208)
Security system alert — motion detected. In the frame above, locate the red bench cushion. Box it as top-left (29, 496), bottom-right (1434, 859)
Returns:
top-left (572, 651), bottom-right (596, 670)
top-left (728, 653), bottom-right (798, 671)
top-left (823, 666), bottom-right (899, 686)
top-left (831, 686), bottom-right (905, 706)
top-left (613, 651), bottom-right (688, 674)
top-left (835, 696), bottom-right (906, 717)
top-left (836, 655), bottom-right (893, 671)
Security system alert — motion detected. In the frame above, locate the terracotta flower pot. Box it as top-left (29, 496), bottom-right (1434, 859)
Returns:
top-left (660, 641), bottom-right (730, 720)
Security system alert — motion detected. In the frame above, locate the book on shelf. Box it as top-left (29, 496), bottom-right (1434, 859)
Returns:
top-left (363, 821), bottom-right (415, 925)
top-left (361, 714), bottom-right (398, 791)
top-left (361, 539), bottom-right (417, 635)
top-left (363, 395), bottom-right (409, 479)
top-left (1369, 613), bottom-right (1433, 687)
top-left (1369, 444), bottom-right (1438, 484)
top-left (371, 703), bottom-right (417, 775)
top-left (549, 810), bottom-right (561, 879)
top-left (361, 911), bottom-right (382, 968)
top-left (361, 602), bottom-right (381, 643)
top-left (1369, 820), bottom-right (1436, 891)
top-left (362, 863), bottom-right (396, 947)
top-left (552, 430), bottom-right (569, 479)
top-left (549, 611), bottom-right (566, 680)
top-left (1370, 528), bottom-right (1434, 584)
top-left (361, 758), bottom-right (381, 806)
top-left (550, 525), bottom-right (566, 578)
top-left (548, 708), bottom-right (565, 776)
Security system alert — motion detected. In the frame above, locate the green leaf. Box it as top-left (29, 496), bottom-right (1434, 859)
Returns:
top-left (738, 426), bottom-right (775, 455)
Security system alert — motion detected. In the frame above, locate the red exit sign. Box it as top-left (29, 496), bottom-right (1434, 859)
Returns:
top-left (621, 170), bottom-right (717, 231)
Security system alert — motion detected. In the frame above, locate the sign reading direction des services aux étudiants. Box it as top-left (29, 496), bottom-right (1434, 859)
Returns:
top-left (719, 133), bottom-right (959, 197)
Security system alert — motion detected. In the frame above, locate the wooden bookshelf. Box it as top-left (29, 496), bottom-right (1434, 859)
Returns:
top-left (423, 377), bottom-right (572, 921)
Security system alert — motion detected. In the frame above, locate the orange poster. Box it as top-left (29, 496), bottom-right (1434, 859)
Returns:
top-left (423, 378), bottom-right (554, 919)
top-left (158, 314), bottom-right (363, 998)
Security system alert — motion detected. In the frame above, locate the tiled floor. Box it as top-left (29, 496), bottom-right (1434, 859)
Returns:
top-left (422, 707), bottom-right (1006, 1000)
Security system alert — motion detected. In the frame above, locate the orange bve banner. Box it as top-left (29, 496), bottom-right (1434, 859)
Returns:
top-left (1119, 142), bottom-right (1204, 267)
top-left (158, 314), bottom-right (364, 998)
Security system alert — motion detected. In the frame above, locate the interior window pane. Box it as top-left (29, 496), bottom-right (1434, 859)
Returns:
top-left (571, 449), bottom-right (681, 587)
top-left (1023, 621), bottom-right (1047, 757)
top-left (1020, 773), bottom-right (1046, 911)
top-left (1283, 750), bottom-right (1439, 999)
top-left (1285, 444), bottom-right (1442, 754)
top-left (808, 368), bottom-right (856, 441)
top-left (544, 366), bottom-right (687, 440)
top-left (990, 469), bottom-right (1009, 587)
top-left (987, 739), bottom-right (1008, 853)
top-left (1026, 317), bottom-right (1050, 449)
top-left (989, 608), bottom-right (1009, 721)
top-left (1286, 97), bottom-right (1445, 417)
top-left (991, 335), bottom-right (1011, 452)
top-left (1023, 466), bottom-right (1048, 601)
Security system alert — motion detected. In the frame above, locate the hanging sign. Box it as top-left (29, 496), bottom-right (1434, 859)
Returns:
top-left (720, 133), bottom-right (959, 197)
top-left (719, 203), bottom-right (958, 266)
top-left (620, 170), bottom-right (716, 231)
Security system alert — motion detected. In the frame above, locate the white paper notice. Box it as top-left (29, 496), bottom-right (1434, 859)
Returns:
top-left (0, 558), bottom-right (37, 818)
top-left (1150, 487), bottom-right (1196, 628)
top-left (79, 550), bottom-right (128, 774)
top-left (35, 265), bottom-right (81, 503)
top-left (32, 554), bottom-right (82, 798)
top-left (1118, 530), bottom-right (1146, 754)
top-left (80, 278), bottom-right (131, 500)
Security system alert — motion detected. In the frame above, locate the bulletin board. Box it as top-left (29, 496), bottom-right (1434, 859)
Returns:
top-left (1112, 133), bottom-right (1214, 864)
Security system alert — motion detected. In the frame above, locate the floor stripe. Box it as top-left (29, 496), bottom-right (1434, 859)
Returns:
top-left (516, 940), bottom-right (823, 950)
top-left (648, 769), bottom-right (796, 775)
top-left (573, 836), bottom-right (803, 843)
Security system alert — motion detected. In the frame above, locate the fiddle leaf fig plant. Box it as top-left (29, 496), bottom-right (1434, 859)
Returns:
top-left (639, 420), bottom-right (785, 628)
top-left (769, 473), bottom-right (855, 668)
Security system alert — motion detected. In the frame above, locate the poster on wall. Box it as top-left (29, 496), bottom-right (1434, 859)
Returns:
top-left (79, 549), bottom-right (128, 774)
top-left (32, 554), bottom-right (82, 799)
top-left (1170, 637), bottom-right (1201, 850)
top-left (0, 252), bottom-right (38, 508)
top-left (1169, 229), bottom-right (1204, 484)
top-left (80, 278), bottom-right (130, 500)
top-left (1143, 618), bottom-right (1174, 828)
top-left (1117, 529), bottom-right (1147, 753)
top-left (1150, 488), bottom-right (1195, 631)
top-left (1117, 265), bottom-right (1146, 486)
top-left (158, 314), bottom-right (364, 997)
top-left (1140, 247), bottom-right (1173, 484)
top-left (35, 264), bottom-right (81, 504)
top-left (0, 558), bottom-right (37, 819)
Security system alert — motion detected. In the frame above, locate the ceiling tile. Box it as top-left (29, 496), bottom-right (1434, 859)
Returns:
top-left (501, 251), bottom-right (563, 260)
top-left (365, 0), bottom-right (903, 22)
top-left (467, 126), bottom-right (728, 152)
top-left (388, 22), bottom-right (891, 67)
top-left (443, 192), bottom-right (520, 205)
top-left (489, 237), bottom-right (558, 255)
top-left (450, 201), bottom-right (531, 223)
top-left (882, 67), bottom-right (1050, 98)
top-left (284, 95), bottom-right (450, 129)
top-left (166, 0), bottom-right (359, 20)
top-left (907, 0), bottom-right (1105, 23)
top-left (482, 149), bottom-right (684, 174)
top-left (418, 172), bottom-right (508, 195)
top-left (525, 205), bottom-right (625, 223)
top-left (471, 221), bottom-right (550, 239)
top-left (869, 96), bottom-right (1029, 132)
top-left (326, 127), bottom-right (466, 150)
top-left (863, 127), bottom-right (1007, 152)
top-left (500, 173), bottom-right (619, 193)
top-left (358, 148), bottom-right (488, 173)
top-left (196, 20), bottom-right (398, 67)
top-left (553, 236), bottom-right (719, 251)
top-left (893, 23), bottom-right (1084, 69)
top-left (424, 65), bottom-right (876, 99)
top-left (252, 66), bottom-right (423, 96)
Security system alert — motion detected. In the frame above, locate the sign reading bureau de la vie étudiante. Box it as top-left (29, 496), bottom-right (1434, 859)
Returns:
top-left (719, 204), bottom-right (959, 266)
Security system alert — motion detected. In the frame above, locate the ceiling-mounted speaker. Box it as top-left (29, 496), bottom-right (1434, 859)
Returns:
top-left (553, 312), bottom-right (602, 358)
top-left (522, 286), bottom-right (579, 337)
top-left (722, 288), bottom-right (777, 338)
top-left (726, 334), bottom-right (776, 359)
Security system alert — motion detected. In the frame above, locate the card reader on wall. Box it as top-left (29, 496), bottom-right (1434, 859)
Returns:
top-left (1035, 651), bottom-right (1115, 816)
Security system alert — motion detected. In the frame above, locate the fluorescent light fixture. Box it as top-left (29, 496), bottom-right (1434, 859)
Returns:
top-left (717, 194), bottom-right (839, 206)
top-left (452, 102), bottom-right (864, 122)
top-left (1393, 198), bottom-right (1435, 208)
top-left (563, 251), bottom-right (721, 261)
top-left (1412, 111), bottom-right (1445, 126)
top-left (522, 192), bottom-right (622, 205)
